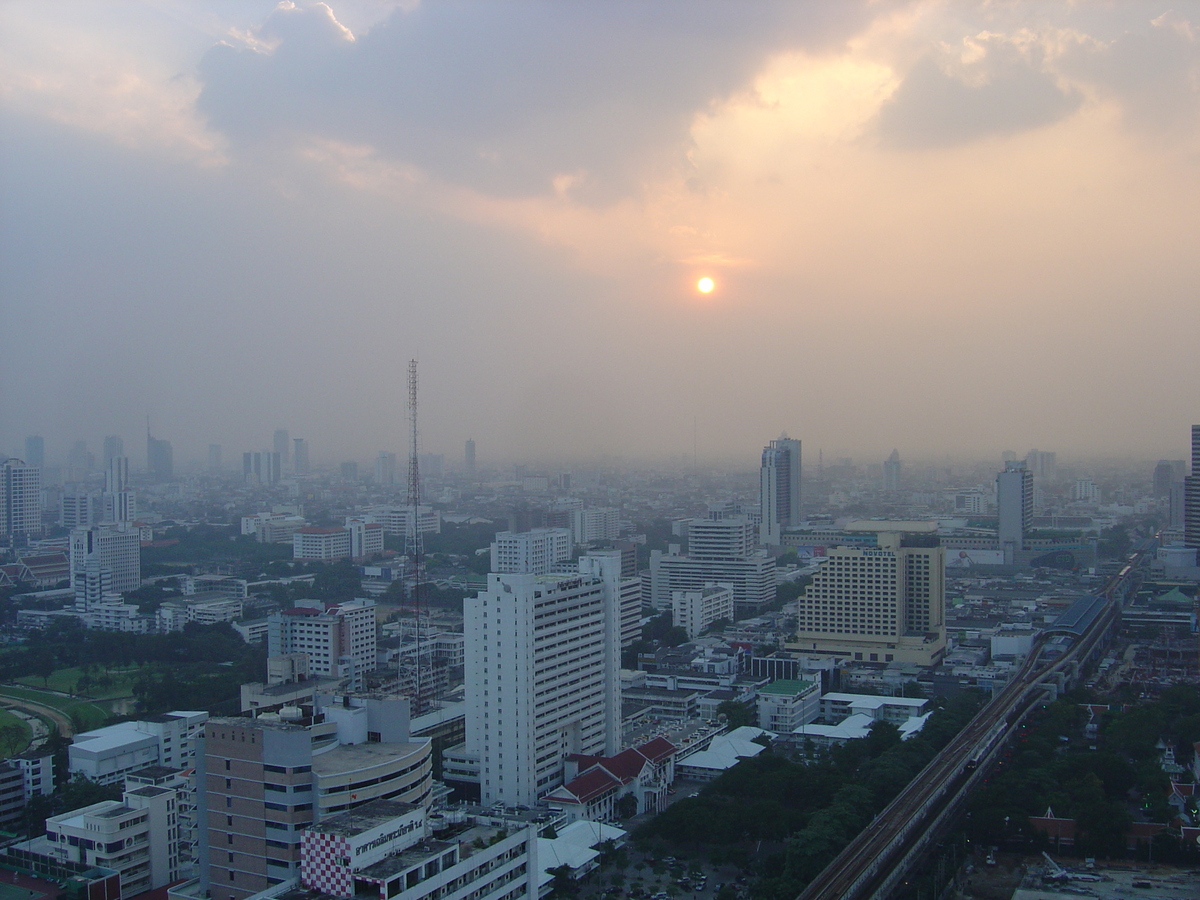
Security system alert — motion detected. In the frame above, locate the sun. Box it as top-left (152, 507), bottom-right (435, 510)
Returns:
top-left (697, 277), bottom-right (715, 294)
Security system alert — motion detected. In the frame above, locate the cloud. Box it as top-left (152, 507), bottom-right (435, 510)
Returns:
top-left (877, 44), bottom-right (1081, 148)
top-left (195, 1), bottom-right (888, 201)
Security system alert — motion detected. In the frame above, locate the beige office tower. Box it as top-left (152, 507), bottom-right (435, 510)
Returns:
top-left (790, 522), bottom-right (946, 667)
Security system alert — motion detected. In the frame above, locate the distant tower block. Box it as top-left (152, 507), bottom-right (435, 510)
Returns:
top-left (465, 438), bottom-right (476, 473)
top-left (293, 438), bottom-right (310, 475)
top-left (274, 429), bottom-right (290, 468)
top-left (760, 434), bottom-right (801, 545)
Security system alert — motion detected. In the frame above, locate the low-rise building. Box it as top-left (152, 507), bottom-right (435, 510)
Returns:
top-left (69, 711), bottom-right (207, 784)
top-left (756, 679), bottom-right (820, 733)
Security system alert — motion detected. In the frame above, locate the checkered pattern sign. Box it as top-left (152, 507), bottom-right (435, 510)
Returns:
top-left (301, 830), bottom-right (354, 898)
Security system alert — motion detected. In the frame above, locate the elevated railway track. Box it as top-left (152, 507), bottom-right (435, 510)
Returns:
top-left (795, 541), bottom-right (1152, 900)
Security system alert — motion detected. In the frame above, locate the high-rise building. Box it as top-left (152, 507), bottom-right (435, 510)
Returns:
top-left (147, 432), bottom-right (173, 480)
top-left (571, 507), bottom-right (620, 544)
top-left (489, 528), bottom-right (573, 575)
top-left (274, 428), bottom-right (290, 468)
top-left (293, 438), bottom-right (310, 475)
top-left (760, 434), bottom-right (801, 545)
top-left (997, 460), bottom-right (1033, 562)
top-left (61, 489), bottom-right (97, 529)
top-left (267, 598), bottom-right (377, 685)
top-left (791, 522), bottom-right (946, 666)
top-left (1, 458), bottom-right (42, 544)
top-left (650, 513), bottom-right (776, 617)
top-left (70, 523), bottom-right (141, 604)
top-left (102, 456), bottom-right (136, 523)
top-left (1024, 449), bottom-right (1057, 479)
top-left (242, 451), bottom-right (281, 485)
top-left (23, 436), bottom-right (44, 468)
top-left (374, 452), bottom-right (397, 486)
top-left (208, 443), bottom-right (222, 473)
top-left (464, 438), bottom-right (476, 473)
top-left (1185, 426), bottom-right (1200, 550)
top-left (103, 436), bottom-right (124, 467)
top-left (198, 709), bottom-right (432, 900)
top-left (464, 570), bottom-right (620, 805)
top-left (1154, 459), bottom-right (1186, 498)
top-left (883, 449), bottom-right (902, 492)
top-left (579, 547), bottom-right (643, 650)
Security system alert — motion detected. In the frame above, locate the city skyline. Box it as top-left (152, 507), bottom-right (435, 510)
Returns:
top-left (5, 2), bottom-right (1200, 463)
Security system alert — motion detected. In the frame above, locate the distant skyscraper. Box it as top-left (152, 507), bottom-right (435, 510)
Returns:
top-left (1, 459), bottom-right (42, 544)
top-left (242, 451), bottom-right (281, 485)
top-left (760, 434), bottom-right (801, 545)
top-left (103, 436), bottom-right (124, 467)
top-left (374, 451), bottom-right (397, 486)
top-left (1154, 459), bottom-right (1186, 499)
top-left (464, 438), bottom-right (476, 473)
top-left (292, 437), bottom-right (310, 474)
top-left (273, 428), bottom-right (290, 468)
top-left (147, 431), bottom-right (173, 480)
top-left (23, 436), bottom-right (44, 468)
top-left (882, 449), bottom-right (902, 492)
top-left (207, 443), bottom-right (222, 473)
top-left (997, 460), bottom-right (1033, 562)
top-left (1025, 449), bottom-right (1057, 479)
top-left (68, 440), bottom-right (93, 473)
top-left (102, 456), bottom-right (135, 523)
top-left (1185, 426), bottom-right (1200, 550)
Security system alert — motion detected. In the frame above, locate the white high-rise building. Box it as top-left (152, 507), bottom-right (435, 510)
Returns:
top-left (997, 460), bottom-right (1033, 561)
top-left (571, 507), bottom-right (620, 544)
top-left (791, 522), bottom-right (946, 667)
top-left (760, 435), bottom-right (801, 545)
top-left (267, 598), bottom-right (377, 685)
top-left (70, 523), bottom-right (141, 604)
top-left (650, 513), bottom-right (775, 617)
top-left (490, 528), bottom-right (573, 575)
top-left (1, 458), bottom-right (42, 544)
top-left (578, 548), bottom-right (642, 650)
top-left (101, 455), bottom-right (136, 523)
top-left (465, 571), bottom-right (620, 806)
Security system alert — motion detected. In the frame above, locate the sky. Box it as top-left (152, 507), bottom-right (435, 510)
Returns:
top-left (4, 1), bottom-right (1200, 470)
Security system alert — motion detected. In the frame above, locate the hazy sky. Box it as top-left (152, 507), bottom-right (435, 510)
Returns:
top-left (4, 1), bottom-right (1200, 469)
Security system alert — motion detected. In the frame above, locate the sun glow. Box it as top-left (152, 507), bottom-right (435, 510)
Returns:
top-left (697, 276), bottom-right (715, 293)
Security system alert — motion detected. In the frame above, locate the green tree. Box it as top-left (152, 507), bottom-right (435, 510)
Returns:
top-left (716, 699), bottom-right (756, 728)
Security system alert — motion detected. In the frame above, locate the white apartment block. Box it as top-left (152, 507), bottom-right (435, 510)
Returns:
top-left (489, 528), bottom-right (573, 575)
top-left (293, 527), bottom-right (352, 561)
top-left (267, 598), bottom-right (377, 683)
top-left (578, 549), bottom-right (642, 650)
top-left (362, 505), bottom-right (441, 538)
top-left (671, 584), bottom-right (733, 640)
top-left (465, 571), bottom-right (620, 805)
top-left (69, 711), bottom-right (208, 784)
top-left (346, 518), bottom-right (385, 557)
top-left (70, 523), bottom-right (141, 603)
top-left (1, 459), bottom-right (42, 542)
top-left (572, 507), bottom-right (620, 544)
top-left (790, 525), bottom-right (946, 667)
top-left (756, 679), bottom-right (820, 733)
top-left (8, 750), bottom-right (54, 801)
top-left (649, 551), bottom-right (775, 618)
top-left (39, 782), bottom-right (185, 897)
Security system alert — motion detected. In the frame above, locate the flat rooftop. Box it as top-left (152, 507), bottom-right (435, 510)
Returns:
top-left (309, 799), bottom-right (419, 838)
top-left (845, 520), bottom-right (938, 533)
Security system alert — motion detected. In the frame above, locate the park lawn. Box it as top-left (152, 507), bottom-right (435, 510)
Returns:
top-left (0, 685), bottom-right (111, 731)
top-left (0, 707), bottom-right (32, 755)
top-left (16, 665), bottom-right (142, 700)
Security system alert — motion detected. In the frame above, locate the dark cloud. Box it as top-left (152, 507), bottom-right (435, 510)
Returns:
top-left (1058, 15), bottom-right (1200, 133)
top-left (196, 1), bottom-right (888, 201)
top-left (877, 55), bottom-right (1081, 149)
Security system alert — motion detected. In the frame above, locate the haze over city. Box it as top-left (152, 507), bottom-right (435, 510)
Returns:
top-left (5, 1), bottom-right (1200, 467)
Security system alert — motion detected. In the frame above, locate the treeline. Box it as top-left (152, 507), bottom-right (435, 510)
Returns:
top-left (636, 692), bottom-right (985, 900)
top-left (968, 685), bottom-right (1200, 859)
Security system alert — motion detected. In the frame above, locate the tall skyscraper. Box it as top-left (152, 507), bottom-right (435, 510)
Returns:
top-left (792, 523), bottom-right (946, 666)
top-left (70, 523), bottom-right (141, 605)
top-left (23, 436), bottom-right (44, 468)
top-left (292, 438), bottom-right (310, 474)
top-left (102, 456), bottom-right (136, 523)
top-left (1185, 426), bottom-right (1200, 550)
top-left (883, 449), bottom-right (902, 492)
top-left (147, 431), bottom-right (173, 480)
top-left (374, 451), bottom-right (397, 486)
top-left (464, 438), bottom-right (476, 474)
top-left (760, 434), bottom-right (801, 545)
top-left (273, 429), bottom-right (290, 468)
top-left (1, 459), bottom-right (42, 545)
top-left (997, 460), bottom-right (1033, 562)
top-left (103, 435), bottom-right (124, 467)
top-left (464, 570), bottom-right (620, 805)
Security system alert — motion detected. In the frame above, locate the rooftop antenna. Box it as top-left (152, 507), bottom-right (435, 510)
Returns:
top-left (404, 360), bottom-right (424, 711)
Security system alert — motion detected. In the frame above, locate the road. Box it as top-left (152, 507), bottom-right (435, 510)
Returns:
top-left (0, 692), bottom-right (76, 738)
top-left (795, 541), bottom-right (1153, 900)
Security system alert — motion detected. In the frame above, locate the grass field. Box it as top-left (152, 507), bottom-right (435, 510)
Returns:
top-left (16, 665), bottom-right (141, 700)
top-left (0, 685), bottom-right (111, 731)
top-left (0, 707), bottom-right (32, 754)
